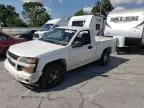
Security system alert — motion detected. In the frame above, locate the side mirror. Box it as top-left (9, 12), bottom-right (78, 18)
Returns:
top-left (72, 41), bottom-right (82, 48)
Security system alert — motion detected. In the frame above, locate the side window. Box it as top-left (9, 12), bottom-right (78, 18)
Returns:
top-left (73, 30), bottom-right (91, 46)
top-left (0, 33), bottom-right (7, 41)
top-left (81, 31), bottom-right (91, 45)
top-left (96, 24), bottom-right (100, 30)
top-left (72, 21), bottom-right (85, 27)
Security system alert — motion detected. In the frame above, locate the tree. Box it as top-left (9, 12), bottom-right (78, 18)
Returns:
top-left (92, 1), bottom-right (101, 16)
top-left (7, 17), bottom-right (28, 27)
top-left (0, 4), bottom-right (27, 27)
top-left (22, 2), bottom-right (51, 27)
top-left (92, 0), bottom-right (113, 17)
top-left (74, 9), bottom-right (85, 16)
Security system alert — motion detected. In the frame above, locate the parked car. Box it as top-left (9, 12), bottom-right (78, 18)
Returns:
top-left (16, 30), bottom-right (37, 41)
top-left (0, 32), bottom-right (25, 56)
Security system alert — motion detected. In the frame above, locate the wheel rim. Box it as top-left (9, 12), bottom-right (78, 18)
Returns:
top-left (48, 69), bottom-right (61, 85)
top-left (103, 53), bottom-right (108, 62)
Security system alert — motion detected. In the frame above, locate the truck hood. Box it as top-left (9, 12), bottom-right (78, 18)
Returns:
top-left (9, 40), bottom-right (65, 57)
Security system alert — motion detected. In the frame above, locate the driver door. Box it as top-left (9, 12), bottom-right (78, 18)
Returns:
top-left (69, 30), bottom-right (95, 70)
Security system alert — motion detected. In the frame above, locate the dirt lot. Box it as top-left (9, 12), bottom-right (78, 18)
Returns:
top-left (0, 48), bottom-right (144, 108)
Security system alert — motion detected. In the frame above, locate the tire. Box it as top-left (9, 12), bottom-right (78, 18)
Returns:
top-left (39, 64), bottom-right (65, 90)
top-left (98, 49), bottom-right (110, 65)
top-left (116, 47), bottom-right (120, 55)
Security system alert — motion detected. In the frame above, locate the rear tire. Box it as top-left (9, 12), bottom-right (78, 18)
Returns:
top-left (98, 49), bottom-right (110, 65)
top-left (116, 47), bottom-right (120, 55)
top-left (39, 64), bottom-right (65, 90)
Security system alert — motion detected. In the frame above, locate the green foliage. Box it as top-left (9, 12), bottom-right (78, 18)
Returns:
top-left (92, 0), bottom-right (113, 17)
top-left (74, 9), bottom-right (85, 16)
top-left (0, 4), bottom-right (27, 27)
top-left (7, 17), bottom-right (28, 27)
top-left (92, 1), bottom-right (101, 16)
top-left (74, 0), bottom-right (113, 17)
top-left (22, 2), bottom-right (51, 27)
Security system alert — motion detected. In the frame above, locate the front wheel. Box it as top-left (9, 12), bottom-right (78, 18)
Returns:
top-left (98, 50), bottom-right (110, 65)
top-left (39, 64), bottom-right (65, 90)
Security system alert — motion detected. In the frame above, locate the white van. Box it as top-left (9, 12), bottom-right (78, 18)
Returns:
top-left (34, 18), bottom-right (69, 39)
top-left (68, 15), bottom-right (105, 36)
top-left (104, 8), bottom-right (144, 48)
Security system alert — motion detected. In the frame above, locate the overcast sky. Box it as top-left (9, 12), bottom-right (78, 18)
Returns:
top-left (0, 0), bottom-right (144, 18)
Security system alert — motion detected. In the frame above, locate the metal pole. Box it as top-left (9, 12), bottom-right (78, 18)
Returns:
top-left (100, 0), bottom-right (102, 15)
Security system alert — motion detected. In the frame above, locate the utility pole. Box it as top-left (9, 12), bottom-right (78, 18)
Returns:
top-left (100, 0), bottom-right (102, 15)
top-left (100, 0), bottom-right (105, 15)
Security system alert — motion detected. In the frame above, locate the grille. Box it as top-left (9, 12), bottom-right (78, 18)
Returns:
top-left (8, 51), bottom-right (19, 60)
top-left (8, 58), bottom-right (15, 67)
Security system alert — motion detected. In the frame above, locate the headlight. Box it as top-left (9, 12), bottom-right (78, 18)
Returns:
top-left (19, 57), bottom-right (39, 64)
top-left (18, 57), bottom-right (39, 74)
top-left (17, 65), bottom-right (37, 74)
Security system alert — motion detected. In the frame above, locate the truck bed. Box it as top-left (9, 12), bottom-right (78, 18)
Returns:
top-left (95, 36), bottom-right (114, 42)
top-left (94, 36), bottom-right (116, 53)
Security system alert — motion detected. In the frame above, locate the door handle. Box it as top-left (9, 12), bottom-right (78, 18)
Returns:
top-left (88, 46), bottom-right (93, 49)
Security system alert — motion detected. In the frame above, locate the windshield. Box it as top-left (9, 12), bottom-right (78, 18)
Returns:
top-left (0, 34), bottom-right (14, 41)
top-left (39, 24), bottom-right (54, 31)
top-left (0, 35), bottom-right (7, 41)
top-left (39, 28), bottom-right (76, 46)
top-left (22, 30), bottom-right (31, 34)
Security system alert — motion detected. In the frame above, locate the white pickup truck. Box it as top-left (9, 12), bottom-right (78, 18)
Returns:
top-left (5, 26), bottom-right (116, 89)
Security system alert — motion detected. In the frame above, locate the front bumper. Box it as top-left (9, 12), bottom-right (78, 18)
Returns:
top-left (4, 59), bottom-right (41, 84)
